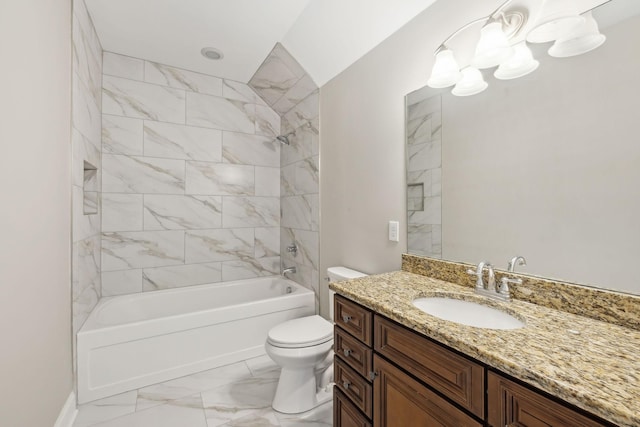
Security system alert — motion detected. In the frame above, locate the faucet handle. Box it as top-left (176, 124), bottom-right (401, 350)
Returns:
top-left (498, 276), bottom-right (522, 298)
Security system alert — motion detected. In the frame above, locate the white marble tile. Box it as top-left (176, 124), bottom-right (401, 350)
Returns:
top-left (222, 257), bottom-right (280, 282)
top-left (72, 13), bottom-right (102, 104)
top-left (73, 71), bottom-right (102, 144)
top-left (90, 397), bottom-right (207, 427)
top-left (254, 227), bottom-right (280, 259)
top-left (281, 121), bottom-right (318, 166)
top-left (102, 115), bottom-right (144, 156)
top-left (280, 163), bottom-right (295, 197)
top-left (407, 95), bottom-right (441, 146)
top-left (144, 122), bottom-right (222, 162)
top-left (276, 401), bottom-right (332, 427)
top-left (145, 62), bottom-right (223, 96)
top-left (201, 376), bottom-right (278, 427)
top-left (294, 157), bottom-right (319, 195)
top-left (102, 154), bottom-right (185, 194)
top-left (73, 185), bottom-right (101, 242)
top-left (72, 127), bottom-right (101, 188)
top-left (186, 93), bottom-right (255, 134)
top-left (255, 167), bottom-right (280, 197)
top-left (249, 44), bottom-right (302, 106)
top-left (283, 229), bottom-right (318, 270)
top-left (72, 235), bottom-right (101, 334)
top-left (308, 194), bottom-right (319, 232)
top-left (185, 228), bottom-right (254, 263)
top-left (218, 409), bottom-right (281, 427)
top-left (103, 52), bottom-right (144, 81)
top-left (254, 105), bottom-right (280, 137)
top-left (102, 269), bottom-right (143, 296)
top-left (102, 193), bottom-right (143, 232)
top-left (282, 91), bottom-right (318, 133)
top-left (137, 362), bottom-right (252, 411)
top-left (222, 197), bottom-right (279, 228)
top-left (102, 230), bottom-right (185, 271)
top-left (222, 132), bottom-right (279, 167)
top-left (244, 355), bottom-right (280, 379)
top-left (74, 390), bottom-right (138, 427)
top-left (103, 75), bottom-right (186, 123)
top-left (222, 80), bottom-right (266, 106)
top-left (185, 162), bottom-right (254, 196)
top-left (431, 168), bottom-right (442, 197)
top-left (407, 170), bottom-right (432, 197)
top-left (142, 262), bottom-right (222, 291)
top-left (407, 141), bottom-right (441, 172)
top-left (281, 196), bottom-right (313, 230)
top-left (144, 195), bottom-right (222, 230)
top-left (272, 74), bottom-right (318, 115)
top-left (271, 43), bottom-right (306, 80)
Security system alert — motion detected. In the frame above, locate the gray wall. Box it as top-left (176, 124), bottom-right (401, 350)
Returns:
top-left (319, 0), bottom-right (504, 317)
top-left (0, 0), bottom-right (73, 424)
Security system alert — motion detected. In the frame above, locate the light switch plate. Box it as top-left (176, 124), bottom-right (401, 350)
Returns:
top-left (388, 221), bottom-right (399, 242)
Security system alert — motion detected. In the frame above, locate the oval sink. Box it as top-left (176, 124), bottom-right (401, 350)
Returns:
top-left (412, 297), bottom-right (525, 330)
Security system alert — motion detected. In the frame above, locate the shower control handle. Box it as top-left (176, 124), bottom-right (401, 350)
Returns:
top-left (343, 348), bottom-right (351, 357)
top-left (342, 380), bottom-right (351, 390)
top-left (342, 315), bottom-right (352, 323)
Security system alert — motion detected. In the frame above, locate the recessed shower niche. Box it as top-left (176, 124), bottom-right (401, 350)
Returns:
top-left (83, 161), bottom-right (98, 215)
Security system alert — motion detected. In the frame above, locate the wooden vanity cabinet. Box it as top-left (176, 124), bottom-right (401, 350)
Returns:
top-left (333, 295), bottom-right (613, 427)
top-left (487, 371), bottom-right (611, 427)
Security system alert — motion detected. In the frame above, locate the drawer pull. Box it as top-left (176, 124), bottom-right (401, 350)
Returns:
top-left (342, 314), bottom-right (352, 323)
top-left (368, 371), bottom-right (378, 381)
top-left (343, 348), bottom-right (352, 357)
top-left (343, 380), bottom-right (351, 390)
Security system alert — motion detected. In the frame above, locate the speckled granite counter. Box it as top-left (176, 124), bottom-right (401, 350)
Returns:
top-left (330, 271), bottom-right (640, 427)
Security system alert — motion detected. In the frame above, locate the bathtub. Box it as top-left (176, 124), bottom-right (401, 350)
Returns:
top-left (77, 276), bottom-right (315, 403)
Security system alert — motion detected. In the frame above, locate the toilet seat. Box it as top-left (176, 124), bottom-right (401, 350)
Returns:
top-left (267, 315), bottom-right (333, 348)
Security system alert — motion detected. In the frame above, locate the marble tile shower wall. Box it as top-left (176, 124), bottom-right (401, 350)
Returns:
top-left (249, 44), bottom-right (320, 308)
top-left (100, 52), bottom-right (282, 295)
top-left (406, 90), bottom-right (442, 259)
top-left (72, 0), bottom-right (103, 335)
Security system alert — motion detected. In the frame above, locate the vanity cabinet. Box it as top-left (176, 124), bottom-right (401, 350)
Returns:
top-left (334, 294), bottom-right (615, 427)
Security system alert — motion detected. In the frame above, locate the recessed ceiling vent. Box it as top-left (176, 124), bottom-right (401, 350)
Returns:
top-left (201, 47), bottom-right (224, 60)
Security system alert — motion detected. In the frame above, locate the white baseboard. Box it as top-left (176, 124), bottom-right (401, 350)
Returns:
top-left (53, 391), bottom-right (77, 427)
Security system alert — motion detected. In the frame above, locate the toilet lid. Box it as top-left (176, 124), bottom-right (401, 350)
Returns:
top-left (267, 315), bottom-right (333, 348)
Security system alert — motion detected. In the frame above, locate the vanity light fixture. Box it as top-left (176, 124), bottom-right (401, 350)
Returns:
top-left (452, 67), bottom-right (488, 97)
top-left (548, 11), bottom-right (606, 58)
top-left (426, 0), bottom-right (606, 97)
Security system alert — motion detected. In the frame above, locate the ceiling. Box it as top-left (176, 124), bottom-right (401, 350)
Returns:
top-left (85, 0), bottom-right (437, 87)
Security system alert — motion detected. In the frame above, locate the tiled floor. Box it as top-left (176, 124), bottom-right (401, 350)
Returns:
top-left (74, 355), bottom-right (333, 427)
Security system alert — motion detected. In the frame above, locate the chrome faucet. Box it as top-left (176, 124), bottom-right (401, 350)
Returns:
top-left (508, 255), bottom-right (527, 272)
top-left (286, 243), bottom-right (298, 257)
top-left (282, 266), bottom-right (296, 275)
top-left (468, 261), bottom-right (509, 301)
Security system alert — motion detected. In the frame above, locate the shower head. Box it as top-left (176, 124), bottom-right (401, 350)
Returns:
top-left (275, 132), bottom-right (295, 145)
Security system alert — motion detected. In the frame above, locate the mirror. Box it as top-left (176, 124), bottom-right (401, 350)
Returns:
top-left (406, 0), bottom-right (640, 295)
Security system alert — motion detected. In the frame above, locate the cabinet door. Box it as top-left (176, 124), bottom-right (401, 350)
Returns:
top-left (487, 372), bottom-right (609, 427)
top-left (373, 355), bottom-right (482, 427)
top-left (335, 388), bottom-right (372, 427)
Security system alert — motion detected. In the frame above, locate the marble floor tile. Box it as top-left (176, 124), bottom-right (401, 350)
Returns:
top-left (74, 357), bottom-right (333, 427)
top-left (73, 391), bottom-right (138, 427)
top-left (91, 396), bottom-right (207, 427)
top-left (201, 376), bottom-right (278, 427)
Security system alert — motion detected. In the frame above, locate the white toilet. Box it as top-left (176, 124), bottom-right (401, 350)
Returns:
top-left (265, 266), bottom-right (367, 414)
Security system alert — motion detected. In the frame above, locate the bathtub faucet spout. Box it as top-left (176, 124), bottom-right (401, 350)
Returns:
top-left (282, 266), bottom-right (296, 276)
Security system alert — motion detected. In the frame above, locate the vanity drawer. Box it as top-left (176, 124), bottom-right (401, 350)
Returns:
top-left (335, 295), bottom-right (373, 346)
top-left (335, 356), bottom-right (373, 419)
top-left (374, 315), bottom-right (485, 419)
top-left (335, 327), bottom-right (373, 380)
top-left (335, 388), bottom-right (372, 427)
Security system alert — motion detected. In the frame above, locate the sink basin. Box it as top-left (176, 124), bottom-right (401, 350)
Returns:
top-left (412, 297), bottom-right (525, 330)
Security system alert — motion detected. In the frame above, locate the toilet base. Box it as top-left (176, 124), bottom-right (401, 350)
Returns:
top-left (271, 367), bottom-right (333, 414)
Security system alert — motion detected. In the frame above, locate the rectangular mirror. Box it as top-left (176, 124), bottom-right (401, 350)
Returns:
top-left (406, 0), bottom-right (640, 295)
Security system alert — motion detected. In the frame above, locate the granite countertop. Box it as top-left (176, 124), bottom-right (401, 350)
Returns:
top-left (330, 271), bottom-right (640, 427)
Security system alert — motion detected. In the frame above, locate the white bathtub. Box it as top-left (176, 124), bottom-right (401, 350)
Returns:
top-left (77, 276), bottom-right (315, 403)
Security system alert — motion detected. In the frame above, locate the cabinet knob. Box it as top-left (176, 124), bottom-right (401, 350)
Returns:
top-left (342, 380), bottom-right (351, 390)
top-left (343, 348), bottom-right (352, 357)
top-left (368, 371), bottom-right (378, 381)
top-left (342, 314), bottom-right (352, 323)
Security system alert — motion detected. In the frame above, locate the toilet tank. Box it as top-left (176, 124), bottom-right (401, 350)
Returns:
top-left (327, 266), bottom-right (367, 321)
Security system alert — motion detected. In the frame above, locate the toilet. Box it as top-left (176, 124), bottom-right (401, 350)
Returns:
top-left (265, 266), bottom-right (367, 414)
